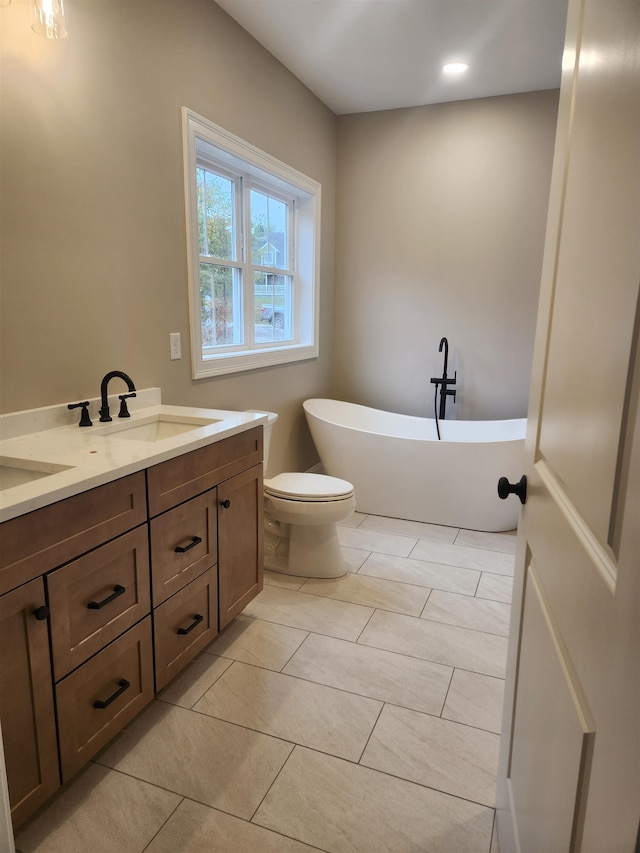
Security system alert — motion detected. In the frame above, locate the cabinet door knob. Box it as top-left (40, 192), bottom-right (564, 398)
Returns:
top-left (33, 605), bottom-right (50, 621)
top-left (221, 499), bottom-right (231, 509)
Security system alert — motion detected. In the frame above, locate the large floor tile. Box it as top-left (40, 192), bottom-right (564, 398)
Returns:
top-left (361, 705), bottom-right (500, 808)
top-left (443, 669), bottom-right (505, 734)
top-left (476, 573), bottom-right (514, 604)
top-left (96, 701), bottom-right (292, 820)
top-left (421, 589), bottom-right (511, 636)
top-left (359, 609), bottom-right (508, 677)
top-left (253, 746), bottom-right (494, 853)
top-left (360, 514), bottom-right (458, 543)
top-left (342, 545), bottom-right (371, 571)
top-left (242, 585), bottom-right (374, 640)
top-left (410, 539), bottom-right (515, 576)
top-left (283, 633), bottom-right (452, 715)
top-left (338, 525), bottom-right (417, 557)
top-left (194, 661), bottom-right (381, 761)
top-left (454, 528), bottom-right (517, 555)
top-left (205, 613), bottom-right (308, 671)
top-left (146, 798), bottom-right (319, 853)
top-left (358, 551), bottom-right (480, 595)
top-left (299, 571), bottom-right (430, 615)
top-left (156, 651), bottom-right (232, 709)
top-left (15, 763), bottom-right (180, 853)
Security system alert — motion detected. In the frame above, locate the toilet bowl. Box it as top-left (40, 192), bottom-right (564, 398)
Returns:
top-left (249, 411), bottom-right (355, 578)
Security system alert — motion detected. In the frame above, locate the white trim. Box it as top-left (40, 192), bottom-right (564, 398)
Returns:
top-left (182, 107), bottom-right (320, 379)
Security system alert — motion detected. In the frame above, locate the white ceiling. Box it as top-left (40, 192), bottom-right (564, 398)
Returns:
top-left (215, 0), bottom-right (569, 115)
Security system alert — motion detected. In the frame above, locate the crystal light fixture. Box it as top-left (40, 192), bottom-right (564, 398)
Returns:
top-left (32, 0), bottom-right (68, 39)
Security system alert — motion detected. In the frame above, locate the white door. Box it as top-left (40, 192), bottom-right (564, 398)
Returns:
top-left (496, 0), bottom-right (640, 851)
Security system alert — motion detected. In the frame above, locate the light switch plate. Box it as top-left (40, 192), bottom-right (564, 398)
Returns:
top-left (169, 332), bottom-right (181, 360)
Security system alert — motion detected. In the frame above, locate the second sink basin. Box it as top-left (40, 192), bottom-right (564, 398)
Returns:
top-left (0, 458), bottom-right (74, 490)
top-left (96, 413), bottom-right (221, 443)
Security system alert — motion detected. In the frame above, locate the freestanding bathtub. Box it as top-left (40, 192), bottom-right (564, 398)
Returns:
top-left (303, 398), bottom-right (526, 532)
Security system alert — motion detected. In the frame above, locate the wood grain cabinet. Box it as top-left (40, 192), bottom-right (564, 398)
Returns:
top-left (0, 579), bottom-right (59, 829)
top-left (0, 425), bottom-right (264, 829)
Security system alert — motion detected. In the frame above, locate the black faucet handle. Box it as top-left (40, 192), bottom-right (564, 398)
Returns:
top-left (118, 393), bottom-right (137, 419)
top-left (68, 401), bottom-right (92, 427)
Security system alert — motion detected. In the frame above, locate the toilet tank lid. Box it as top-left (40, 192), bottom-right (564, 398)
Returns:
top-left (265, 472), bottom-right (354, 500)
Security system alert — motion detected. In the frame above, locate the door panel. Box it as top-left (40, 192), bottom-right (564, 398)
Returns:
top-left (497, 1), bottom-right (640, 851)
top-left (509, 563), bottom-right (594, 853)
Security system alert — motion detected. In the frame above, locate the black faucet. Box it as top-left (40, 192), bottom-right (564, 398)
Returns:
top-left (430, 337), bottom-right (457, 420)
top-left (99, 371), bottom-right (137, 422)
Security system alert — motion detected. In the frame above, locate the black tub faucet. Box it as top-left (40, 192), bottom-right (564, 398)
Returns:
top-left (99, 371), bottom-right (136, 422)
top-left (430, 337), bottom-right (457, 420)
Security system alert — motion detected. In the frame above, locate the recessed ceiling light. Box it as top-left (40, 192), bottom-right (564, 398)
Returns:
top-left (442, 62), bottom-right (469, 75)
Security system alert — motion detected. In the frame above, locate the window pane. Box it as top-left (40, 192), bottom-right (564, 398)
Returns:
top-left (254, 272), bottom-right (293, 342)
top-left (197, 167), bottom-right (234, 260)
top-left (200, 263), bottom-right (242, 348)
top-left (250, 189), bottom-right (288, 269)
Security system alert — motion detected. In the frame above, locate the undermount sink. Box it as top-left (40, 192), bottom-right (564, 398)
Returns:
top-left (96, 413), bottom-right (221, 443)
top-left (0, 458), bottom-right (74, 490)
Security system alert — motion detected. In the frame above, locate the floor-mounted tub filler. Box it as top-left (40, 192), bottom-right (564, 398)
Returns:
top-left (303, 398), bottom-right (526, 532)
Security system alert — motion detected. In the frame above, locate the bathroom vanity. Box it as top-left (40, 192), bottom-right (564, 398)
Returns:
top-left (0, 392), bottom-right (265, 829)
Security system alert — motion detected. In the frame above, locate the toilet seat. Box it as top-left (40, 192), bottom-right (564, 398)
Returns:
top-left (264, 472), bottom-right (354, 502)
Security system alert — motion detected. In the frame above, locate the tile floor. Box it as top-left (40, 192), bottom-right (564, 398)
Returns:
top-left (15, 512), bottom-right (515, 853)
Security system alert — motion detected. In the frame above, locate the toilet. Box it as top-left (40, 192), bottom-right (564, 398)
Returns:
top-left (256, 411), bottom-right (355, 578)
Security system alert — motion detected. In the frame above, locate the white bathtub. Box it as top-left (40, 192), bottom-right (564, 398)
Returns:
top-left (303, 398), bottom-right (526, 532)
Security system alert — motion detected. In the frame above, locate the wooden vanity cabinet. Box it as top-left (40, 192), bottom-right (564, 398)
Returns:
top-left (0, 425), bottom-right (264, 828)
top-left (0, 579), bottom-right (59, 829)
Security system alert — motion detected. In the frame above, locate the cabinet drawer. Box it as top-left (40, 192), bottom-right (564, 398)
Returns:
top-left (147, 427), bottom-right (262, 516)
top-left (0, 472), bottom-right (147, 595)
top-left (47, 526), bottom-right (151, 681)
top-left (56, 617), bottom-right (154, 781)
top-left (154, 567), bottom-right (218, 691)
top-left (150, 490), bottom-right (217, 606)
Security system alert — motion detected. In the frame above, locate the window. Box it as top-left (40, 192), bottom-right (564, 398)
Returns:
top-left (182, 108), bottom-right (320, 378)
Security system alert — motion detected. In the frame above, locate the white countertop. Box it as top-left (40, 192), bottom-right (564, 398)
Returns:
top-left (0, 388), bottom-right (267, 523)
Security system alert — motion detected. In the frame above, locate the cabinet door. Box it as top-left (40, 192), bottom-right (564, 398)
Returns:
top-left (218, 464), bottom-right (263, 630)
top-left (0, 579), bottom-right (59, 829)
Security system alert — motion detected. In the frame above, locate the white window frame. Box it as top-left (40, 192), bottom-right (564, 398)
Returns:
top-left (182, 107), bottom-right (321, 379)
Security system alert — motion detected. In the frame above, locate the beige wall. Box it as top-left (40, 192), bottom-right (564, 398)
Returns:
top-left (0, 0), bottom-right (336, 474)
top-left (333, 90), bottom-right (559, 420)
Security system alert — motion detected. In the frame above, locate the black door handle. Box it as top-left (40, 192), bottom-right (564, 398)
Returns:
top-left (174, 536), bottom-right (202, 554)
top-left (93, 678), bottom-right (130, 709)
top-left (177, 613), bottom-right (204, 635)
top-left (498, 475), bottom-right (527, 504)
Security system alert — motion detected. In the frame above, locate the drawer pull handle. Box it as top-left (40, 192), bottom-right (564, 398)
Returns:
top-left (174, 536), bottom-right (202, 554)
top-left (93, 678), bottom-right (130, 709)
top-left (221, 499), bottom-right (231, 509)
top-left (87, 585), bottom-right (126, 610)
top-left (177, 613), bottom-right (204, 635)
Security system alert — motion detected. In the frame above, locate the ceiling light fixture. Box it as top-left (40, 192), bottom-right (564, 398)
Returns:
top-left (32, 0), bottom-right (67, 39)
top-left (442, 62), bottom-right (469, 76)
